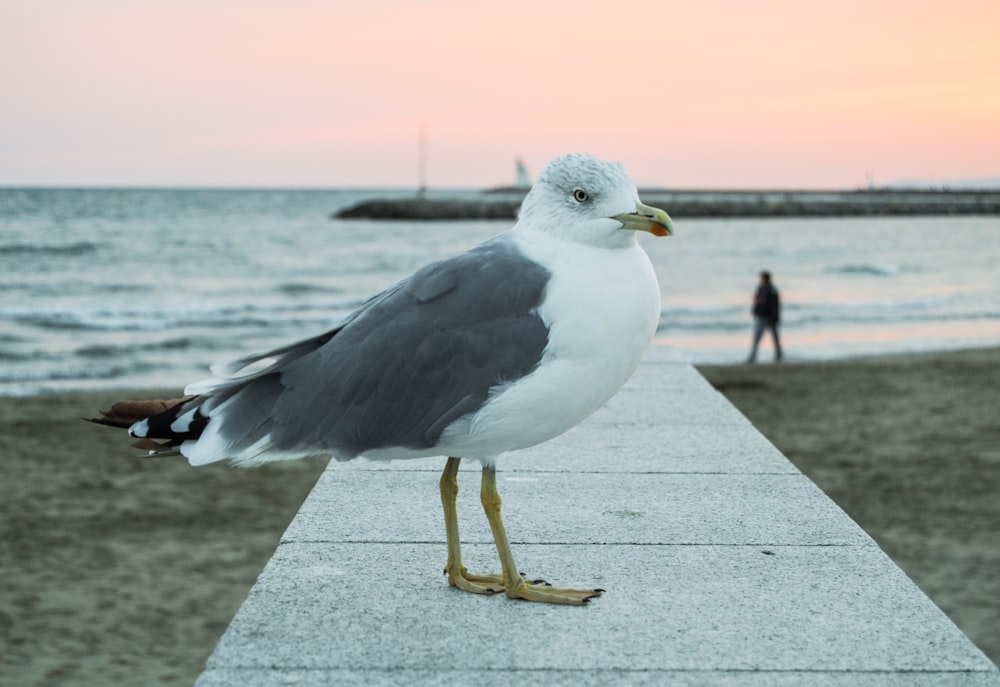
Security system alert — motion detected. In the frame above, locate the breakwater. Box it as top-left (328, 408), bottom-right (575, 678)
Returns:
top-left (334, 189), bottom-right (1000, 220)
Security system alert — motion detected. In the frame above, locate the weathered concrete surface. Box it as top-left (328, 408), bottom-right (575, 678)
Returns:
top-left (195, 346), bottom-right (1000, 686)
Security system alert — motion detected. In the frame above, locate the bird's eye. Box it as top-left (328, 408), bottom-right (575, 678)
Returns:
top-left (573, 188), bottom-right (589, 203)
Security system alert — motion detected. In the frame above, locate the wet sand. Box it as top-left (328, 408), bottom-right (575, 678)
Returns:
top-left (1, 348), bottom-right (997, 684)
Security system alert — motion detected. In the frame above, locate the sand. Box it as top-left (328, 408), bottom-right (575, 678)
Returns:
top-left (1, 348), bottom-right (997, 685)
top-left (0, 390), bottom-right (329, 686)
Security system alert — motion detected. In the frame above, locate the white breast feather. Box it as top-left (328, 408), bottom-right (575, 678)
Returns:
top-left (438, 227), bottom-right (660, 459)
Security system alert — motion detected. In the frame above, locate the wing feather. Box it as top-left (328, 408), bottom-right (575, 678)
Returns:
top-left (136, 233), bottom-right (552, 466)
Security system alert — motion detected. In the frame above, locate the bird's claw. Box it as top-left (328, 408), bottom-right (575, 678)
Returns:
top-left (445, 566), bottom-right (600, 604)
top-left (505, 577), bottom-right (604, 605)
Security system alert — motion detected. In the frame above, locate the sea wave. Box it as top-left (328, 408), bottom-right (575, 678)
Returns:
top-left (0, 359), bottom-right (156, 385)
top-left (832, 263), bottom-right (900, 276)
top-left (275, 282), bottom-right (345, 295)
top-left (0, 349), bottom-right (58, 362)
top-left (3, 192), bottom-right (998, 394)
top-left (2, 300), bottom-right (357, 333)
top-left (0, 241), bottom-right (100, 257)
top-left (656, 303), bottom-right (747, 333)
top-left (660, 294), bottom-right (997, 332)
top-left (74, 336), bottom-right (216, 359)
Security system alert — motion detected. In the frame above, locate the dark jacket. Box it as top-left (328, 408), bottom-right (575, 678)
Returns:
top-left (752, 284), bottom-right (780, 324)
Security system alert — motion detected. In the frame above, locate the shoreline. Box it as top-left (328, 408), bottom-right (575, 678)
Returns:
top-left (1, 347), bottom-right (997, 684)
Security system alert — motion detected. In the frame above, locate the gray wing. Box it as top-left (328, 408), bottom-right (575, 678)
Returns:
top-left (151, 234), bottom-right (551, 461)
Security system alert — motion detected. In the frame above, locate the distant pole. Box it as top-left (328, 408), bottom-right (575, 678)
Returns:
top-left (418, 121), bottom-right (427, 198)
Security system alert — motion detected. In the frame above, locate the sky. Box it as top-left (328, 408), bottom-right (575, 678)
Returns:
top-left (2, 0), bottom-right (999, 189)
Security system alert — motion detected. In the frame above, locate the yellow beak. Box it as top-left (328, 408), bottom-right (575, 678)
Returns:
top-left (612, 202), bottom-right (674, 237)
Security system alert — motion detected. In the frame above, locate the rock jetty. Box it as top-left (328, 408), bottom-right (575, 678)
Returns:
top-left (334, 189), bottom-right (1000, 220)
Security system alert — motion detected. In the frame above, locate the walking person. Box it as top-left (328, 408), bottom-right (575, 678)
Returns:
top-left (747, 271), bottom-right (782, 363)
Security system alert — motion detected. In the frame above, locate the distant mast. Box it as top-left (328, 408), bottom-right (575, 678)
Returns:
top-left (418, 122), bottom-right (428, 198)
top-left (514, 157), bottom-right (531, 189)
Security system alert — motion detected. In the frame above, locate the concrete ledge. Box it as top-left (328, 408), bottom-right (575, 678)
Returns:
top-left (195, 347), bottom-right (1000, 686)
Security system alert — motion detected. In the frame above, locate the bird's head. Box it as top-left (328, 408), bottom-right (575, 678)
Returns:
top-left (517, 153), bottom-right (673, 248)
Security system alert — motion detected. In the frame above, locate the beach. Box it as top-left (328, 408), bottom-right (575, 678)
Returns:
top-left (0, 392), bottom-right (330, 686)
top-left (1, 348), bottom-right (997, 685)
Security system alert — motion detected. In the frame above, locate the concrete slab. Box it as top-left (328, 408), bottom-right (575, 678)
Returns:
top-left (197, 670), bottom-right (999, 687)
top-left (194, 360), bottom-right (1000, 686)
top-left (283, 471), bottom-right (869, 546)
top-left (198, 544), bottom-right (995, 684)
top-left (505, 421), bottom-right (799, 473)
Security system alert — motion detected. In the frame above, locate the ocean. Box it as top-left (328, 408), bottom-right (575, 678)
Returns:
top-left (2, 188), bottom-right (999, 396)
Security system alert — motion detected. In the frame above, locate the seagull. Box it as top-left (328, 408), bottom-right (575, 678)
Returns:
top-left (93, 153), bottom-right (673, 605)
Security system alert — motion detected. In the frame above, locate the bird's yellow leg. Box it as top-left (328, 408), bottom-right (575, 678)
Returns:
top-left (439, 457), bottom-right (503, 594)
top-left (480, 465), bottom-right (603, 605)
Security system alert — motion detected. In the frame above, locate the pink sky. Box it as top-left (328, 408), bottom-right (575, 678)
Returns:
top-left (3, 0), bottom-right (999, 188)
